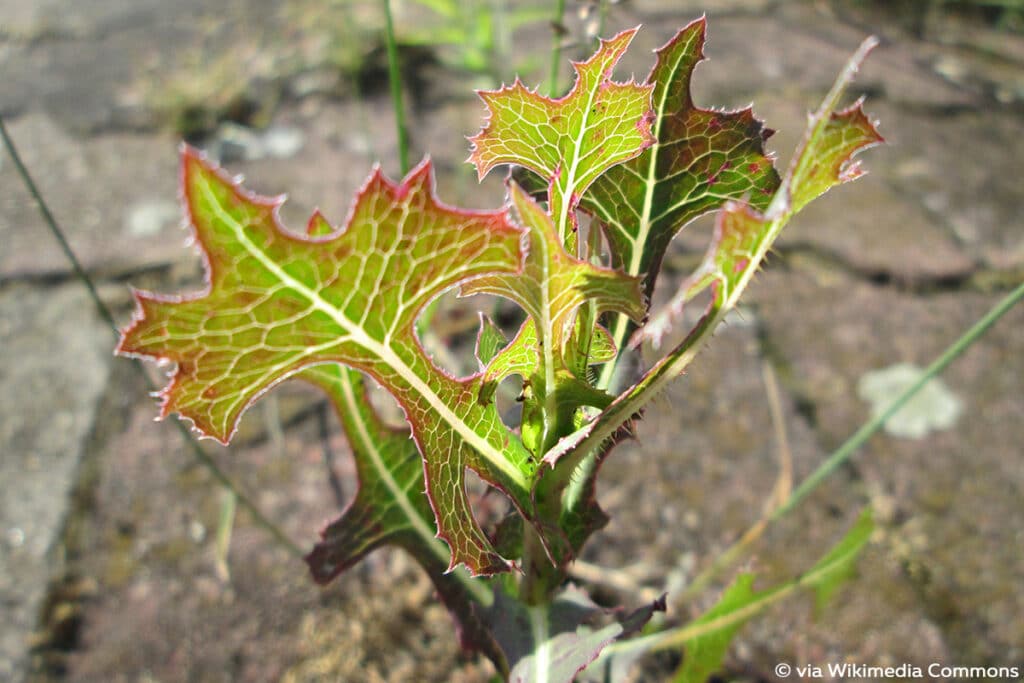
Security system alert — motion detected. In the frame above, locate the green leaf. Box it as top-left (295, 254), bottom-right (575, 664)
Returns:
top-left (591, 511), bottom-right (874, 681)
top-left (469, 29), bottom-right (655, 244)
top-left (301, 365), bottom-right (457, 584)
top-left (805, 507), bottom-right (875, 612)
top-left (672, 574), bottom-right (757, 683)
top-left (585, 323), bottom-right (617, 365)
top-left (484, 585), bottom-right (665, 683)
top-left (301, 365), bottom-right (502, 662)
top-left (670, 511), bottom-right (874, 683)
top-left (541, 37), bottom-right (883, 481)
top-left (475, 314), bottom-right (509, 368)
top-left (464, 183), bottom-right (643, 454)
top-left (582, 18), bottom-right (780, 304)
top-left (466, 183), bottom-right (645, 353)
top-left (639, 38), bottom-right (884, 348)
top-left (672, 510), bottom-right (874, 682)
top-left (117, 150), bottom-right (538, 576)
top-left (481, 317), bottom-right (539, 391)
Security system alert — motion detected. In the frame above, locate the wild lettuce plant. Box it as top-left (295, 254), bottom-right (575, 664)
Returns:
top-left (117, 19), bottom-right (882, 681)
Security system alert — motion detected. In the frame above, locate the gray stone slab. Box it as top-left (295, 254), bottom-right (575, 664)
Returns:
top-left (0, 0), bottom-right (280, 133)
top-left (751, 94), bottom-right (978, 281)
top-left (613, 4), bottom-right (977, 111)
top-left (0, 113), bottom-right (183, 279)
top-left (867, 101), bottom-right (1024, 271)
top-left (0, 284), bottom-right (112, 681)
top-left (749, 268), bottom-right (1024, 663)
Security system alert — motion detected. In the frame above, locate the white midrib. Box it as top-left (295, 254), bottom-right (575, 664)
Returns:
top-left (598, 47), bottom-right (687, 392)
top-left (556, 68), bottom-right (603, 244)
top-left (200, 178), bottom-right (527, 491)
top-left (336, 371), bottom-right (492, 605)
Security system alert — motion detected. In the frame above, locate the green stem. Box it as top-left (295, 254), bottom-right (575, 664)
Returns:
top-left (520, 523), bottom-right (561, 605)
top-left (382, 0), bottom-right (410, 175)
top-left (598, 525), bottom-right (864, 662)
top-left (546, 0), bottom-right (567, 96)
top-left (674, 279), bottom-right (1024, 600)
top-left (597, 0), bottom-right (611, 39)
top-left (774, 278), bottom-right (1024, 519)
top-left (0, 114), bottom-right (304, 560)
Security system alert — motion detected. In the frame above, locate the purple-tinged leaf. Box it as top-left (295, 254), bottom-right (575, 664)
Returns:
top-left (639, 40), bottom-right (883, 348)
top-left (301, 365), bottom-right (502, 663)
top-left (583, 18), bottom-right (780, 304)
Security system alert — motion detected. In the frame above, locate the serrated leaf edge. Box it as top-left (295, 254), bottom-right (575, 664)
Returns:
top-left (118, 148), bottom-right (532, 497)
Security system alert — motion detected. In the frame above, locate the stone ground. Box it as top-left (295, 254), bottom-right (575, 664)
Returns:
top-left (1, 0), bottom-right (1022, 681)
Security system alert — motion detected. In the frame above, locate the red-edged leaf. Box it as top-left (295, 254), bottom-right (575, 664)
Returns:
top-left (302, 366), bottom-right (503, 666)
top-left (469, 29), bottom-right (654, 245)
top-left (542, 38), bottom-right (883, 486)
top-left (583, 19), bottom-right (780, 302)
top-left (117, 148), bottom-right (537, 575)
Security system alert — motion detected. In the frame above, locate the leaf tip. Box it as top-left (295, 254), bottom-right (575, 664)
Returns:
top-left (306, 209), bottom-right (334, 238)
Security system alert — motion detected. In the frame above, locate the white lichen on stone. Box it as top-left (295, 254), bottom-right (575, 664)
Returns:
top-left (857, 362), bottom-right (963, 439)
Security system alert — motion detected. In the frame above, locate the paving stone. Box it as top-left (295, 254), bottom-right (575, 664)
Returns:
top-left (1, 0), bottom-right (1022, 679)
top-left (42, 373), bottom-right (492, 683)
top-left (613, 5), bottom-right (977, 111)
top-left (0, 0), bottom-right (282, 133)
top-left (0, 113), bottom-right (182, 279)
top-left (866, 101), bottom-right (1024, 271)
top-left (749, 268), bottom-right (1024, 664)
top-left (776, 157), bottom-right (976, 282)
top-left (0, 284), bottom-right (112, 681)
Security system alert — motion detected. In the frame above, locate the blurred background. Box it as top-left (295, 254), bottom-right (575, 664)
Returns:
top-left (1, 1), bottom-right (1022, 681)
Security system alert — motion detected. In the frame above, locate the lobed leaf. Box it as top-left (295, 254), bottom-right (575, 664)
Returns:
top-left (465, 183), bottom-right (643, 455)
top-left (639, 42), bottom-right (883, 347)
top-left (541, 37), bottom-right (883, 482)
top-left (302, 366), bottom-right (444, 583)
top-left (118, 149), bottom-right (538, 576)
top-left (480, 317), bottom-right (540, 400)
top-left (582, 18), bottom-right (780, 303)
top-left (302, 365), bottom-right (500, 660)
top-left (469, 29), bottom-right (655, 244)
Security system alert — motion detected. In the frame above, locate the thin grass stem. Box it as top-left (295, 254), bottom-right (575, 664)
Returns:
top-left (547, 0), bottom-right (567, 96)
top-left (382, 0), bottom-right (411, 175)
top-left (775, 278), bottom-right (1024, 519)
